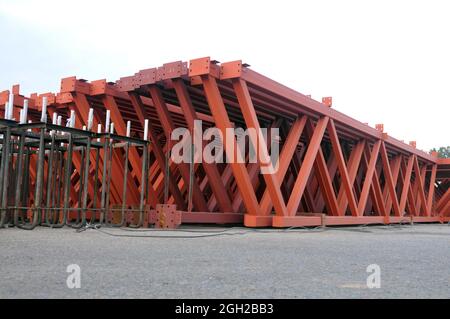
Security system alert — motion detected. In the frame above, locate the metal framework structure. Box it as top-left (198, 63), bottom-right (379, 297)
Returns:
top-left (0, 57), bottom-right (448, 229)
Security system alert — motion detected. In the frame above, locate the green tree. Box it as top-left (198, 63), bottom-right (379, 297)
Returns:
top-left (430, 146), bottom-right (450, 158)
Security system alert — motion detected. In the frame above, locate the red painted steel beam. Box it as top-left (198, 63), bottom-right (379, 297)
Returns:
top-left (337, 140), bottom-right (365, 215)
top-left (171, 78), bottom-right (234, 213)
top-left (399, 156), bottom-right (414, 215)
top-left (327, 119), bottom-right (358, 216)
top-left (427, 164), bottom-right (437, 213)
top-left (383, 155), bottom-right (401, 215)
top-left (303, 119), bottom-right (340, 216)
top-left (127, 92), bottom-right (184, 209)
top-left (313, 153), bottom-right (338, 213)
top-left (197, 73), bottom-right (261, 223)
top-left (358, 141), bottom-right (381, 216)
top-left (436, 188), bottom-right (450, 212)
top-left (232, 78), bottom-right (288, 217)
top-left (286, 116), bottom-right (329, 216)
top-left (380, 141), bottom-right (401, 216)
top-left (147, 85), bottom-right (208, 212)
top-left (220, 60), bottom-right (436, 164)
top-left (2, 56), bottom-right (446, 228)
top-left (413, 156), bottom-right (429, 215)
top-left (259, 116), bottom-right (307, 215)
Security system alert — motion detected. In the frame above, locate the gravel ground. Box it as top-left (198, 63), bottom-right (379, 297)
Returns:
top-left (0, 223), bottom-right (449, 299)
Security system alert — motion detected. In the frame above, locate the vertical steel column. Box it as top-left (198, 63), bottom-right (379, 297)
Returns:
top-left (32, 128), bottom-right (46, 229)
top-left (91, 131), bottom-right (101, 223)
top-left (62, 130), bottom-right (74, 226)
top-left (130, 142), bottom-right (149, 228)
top-left (13, 131), bottom-right (25, 226)
top-left (118, 139), bottom-right (130, 227)
top-left (104, 130), bottom-right (114, 223)
top-left (80, 132), bottom-right (92, 226)
top-left (100, 131), bottom-right (109, 224)
top-left (0, 126), bottom-right (11, 227)
top-left (44, 126), bottom-right (57, 224)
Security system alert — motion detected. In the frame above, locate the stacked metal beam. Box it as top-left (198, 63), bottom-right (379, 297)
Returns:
top-left (0, 57), bottom-right (448, 229)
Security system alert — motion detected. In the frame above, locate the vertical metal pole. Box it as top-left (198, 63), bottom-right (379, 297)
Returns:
top-left (100, 136), bottom-right (109, 225)
top-left (81, 133), bottom-right (92, 226)
top-left (55, 151), bottom-right (64, 216)
top-left (45, 129), bottom-right (56, 224)
top-left (104, 132), bottom-right (114, 224)
top-left (0, 126), bottom-right (9, 208)
top-left (13, 132), bottom-right (25, 226)
top-left (22, 146), bottom-right (31, 216)
top-left (0, 126), bottom-right (12, 227)
top-left (138, 144), bottom-right (148, 227)
top-left (77, 146), bottom-right (85, 224)
top-left (33, 128), bottom-right (46, 227)
top-left (36, 99), bottom-right (48, 226)
top-left (145, 144), bottom-right (150, 206)
top-left (62, 133), bottom-right (74, 226)
top-left (143, 119), bottom-right (149, 208)
top-left (91, 124), bottom-right (102, 223)
top-left (118, 120), bottom-right (131, 227)
top-left (52, 116), bottom-right (64, 225)
top-left (54, 148), bottom-right (63, 215)
top-left (130, 120), bottom-right (149, 228)
top-left (119, 141), bottom-right (129, 227)
top-left (100, 112), bottom-right (110, 224)
top-left (10, 138), bottom-right (18, 225)
top-left (80, 108), bottom-right (94, 226)
top-left (91, 147), bottom-right (100, 223)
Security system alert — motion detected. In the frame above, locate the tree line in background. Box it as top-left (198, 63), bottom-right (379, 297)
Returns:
top-left (430, 146), bottom-right (450, 158)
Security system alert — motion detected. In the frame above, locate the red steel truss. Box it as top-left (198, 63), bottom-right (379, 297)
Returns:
top-left (0, 57), bottom-right (448, 228)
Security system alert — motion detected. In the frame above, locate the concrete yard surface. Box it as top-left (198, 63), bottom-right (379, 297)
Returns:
top-left (0, 223), bottom-right (449, 298)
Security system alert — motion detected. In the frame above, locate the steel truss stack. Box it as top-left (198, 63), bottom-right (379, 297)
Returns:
top-left (0, 57), bottom-right (448, 229)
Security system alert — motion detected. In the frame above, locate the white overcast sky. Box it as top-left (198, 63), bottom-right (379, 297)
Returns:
top-left (0, 0), bottom-right (448, 151)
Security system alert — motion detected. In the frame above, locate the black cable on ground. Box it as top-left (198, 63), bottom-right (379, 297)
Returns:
top-left (72, 220), bottom-right (447, 239)
top-left (93, 226), bottom-right (250, 239)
